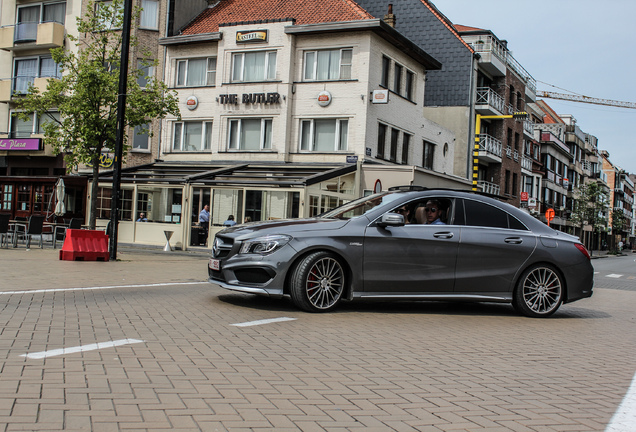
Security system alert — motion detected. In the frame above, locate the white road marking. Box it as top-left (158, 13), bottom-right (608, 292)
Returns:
top-left (21, 338), bottom-right (145, 360)
top-left (0, 281), bottom-right (207, 295)
top-left (595, 271), bottom-right (600, 274)
top-left (231, 317), bottom-right (296, 327)
top-left (606, 372), bottom-right (636, 432)
top-left (607, 274), bottom-right (624, 279)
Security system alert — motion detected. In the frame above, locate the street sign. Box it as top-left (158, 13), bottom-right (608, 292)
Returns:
top-left (520, 192), bottom-right (528, 201)
top-left (545, 208), bottom-right (555, 226)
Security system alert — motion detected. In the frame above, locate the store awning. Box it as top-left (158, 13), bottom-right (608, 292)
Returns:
top-left (93, 161), bottom-right (358, 188)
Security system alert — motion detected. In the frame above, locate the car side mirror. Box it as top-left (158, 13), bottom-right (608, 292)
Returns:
top-left (377, 212), bottom-right (405, 228)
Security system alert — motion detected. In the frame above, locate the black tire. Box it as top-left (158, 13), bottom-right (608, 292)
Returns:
top-left (289, 251), bottom-right (345, 312)
top-left (513, 264), bottom-right (564, 318)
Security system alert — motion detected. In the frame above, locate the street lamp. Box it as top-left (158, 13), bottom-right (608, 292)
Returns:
top-left (472, 112), bottom-right (528, 191)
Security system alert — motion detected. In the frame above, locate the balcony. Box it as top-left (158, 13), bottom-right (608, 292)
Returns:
top-left (476, 87), bottom-right (505, 115)
top-left (0, 75), bottom-right (60, 101)
top-left (521, 156), bottom-right (532, 173)
top-left (469, 36), bottom-right (507, 77)
top-left (0, 79), bottom-right (12, 102)
top-left (523, 119), bottom-right (534, 137)
top-left (0, 22), bottom-right (65, 52)
top-left (477, 180), bottom-right (500, 196)
top-left (477, 133), bottom-right (502, 163)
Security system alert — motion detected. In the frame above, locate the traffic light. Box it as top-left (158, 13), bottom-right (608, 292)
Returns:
top-left (513, 111), bottom-right (528, 119)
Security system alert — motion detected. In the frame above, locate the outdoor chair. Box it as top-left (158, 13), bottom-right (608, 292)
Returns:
top-left (0, 214), bottom-right (11, 248)
top-left (14, 215), bottom-right (45, 249)
top-left (53, 217), bottom-right (83, 249)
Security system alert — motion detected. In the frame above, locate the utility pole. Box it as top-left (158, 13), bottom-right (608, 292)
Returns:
top-left (109, 0), bottom-right (133, 261)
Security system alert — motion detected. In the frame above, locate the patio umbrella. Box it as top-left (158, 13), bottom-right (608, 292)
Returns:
top-left (54, 178), bottom-right (66, 216)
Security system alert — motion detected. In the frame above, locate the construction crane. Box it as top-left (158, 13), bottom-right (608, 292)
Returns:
top-left (537, 90), bottom-right (636, 109)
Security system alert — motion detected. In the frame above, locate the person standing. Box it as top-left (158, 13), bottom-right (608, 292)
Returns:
top-left (199, 204), bottom-right (210, 245)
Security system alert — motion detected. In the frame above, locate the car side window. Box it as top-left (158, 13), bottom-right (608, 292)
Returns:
top-left (463, 199), bottom-right (510, 229)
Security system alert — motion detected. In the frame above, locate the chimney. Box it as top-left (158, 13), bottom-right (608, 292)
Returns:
top-left (384, 4), bottom-right (396, 28)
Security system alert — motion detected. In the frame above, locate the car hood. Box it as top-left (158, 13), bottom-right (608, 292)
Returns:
top-left (217, 218), bottom-right (350, 239)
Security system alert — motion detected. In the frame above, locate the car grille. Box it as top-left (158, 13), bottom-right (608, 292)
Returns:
top-left (212, 235), bottom-right (233, 259)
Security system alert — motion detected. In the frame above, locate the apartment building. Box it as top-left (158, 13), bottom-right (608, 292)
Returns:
top-left (603, 152), bottom-right (634, 247)
top-left (0, 0), bottom-right (87, 220)
top-left (87, 0), bottom-right (471, 249)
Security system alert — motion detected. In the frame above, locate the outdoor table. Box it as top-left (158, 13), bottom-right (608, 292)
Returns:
top-left (44, 221), bottom-right (69, 248)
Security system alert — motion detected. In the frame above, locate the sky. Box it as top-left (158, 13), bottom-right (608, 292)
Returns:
top-left (434, 0), bottom-right (636, 174)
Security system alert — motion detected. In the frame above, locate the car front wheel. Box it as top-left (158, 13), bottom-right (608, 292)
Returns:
top-left (290, 251), bottom-right (345, 312)
top-left (514, 264), bottom-right (564, 318)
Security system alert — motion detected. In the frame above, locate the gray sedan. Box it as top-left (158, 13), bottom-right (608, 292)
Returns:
top-left (208, 189), bottom-right (593, 317)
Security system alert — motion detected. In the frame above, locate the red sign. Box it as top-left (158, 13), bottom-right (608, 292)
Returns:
top-left (520, 192), bottom-right (528, 202)
top-left (545, 208), bottom-right (555, 226)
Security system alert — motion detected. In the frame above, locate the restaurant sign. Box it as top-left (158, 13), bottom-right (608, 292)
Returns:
top-left (219, 92), bottom-right (281, 105)
top-left (236, 30), bottom-right (268, 43)
top-left (0, 138), bottom-right (42, 151)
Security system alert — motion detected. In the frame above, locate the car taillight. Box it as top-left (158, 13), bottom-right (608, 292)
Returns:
top-left (574, 243), bottom-right (591, 260)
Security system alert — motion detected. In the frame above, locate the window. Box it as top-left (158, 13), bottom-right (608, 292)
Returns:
top-left (377, 123), bottom-right (387, 159)
top-left (423, 141), bottom-right (435, 169)
top-left (393, 63), bottom-right (403, 94)
top-left (140, 0), bottom-right (158, 29)
top-left (37, 112), bottom-right (61, 134)
top-left (96, 187), bottom-right (133, 220)
top-left (10, 113), bottom-right (34, 137)
top-left (172, 121), bottom-right (212, 152)
top-left (405, 70), bottom-right (414, 101)
top-left (176, 57), bottom-right (216, 87)
top-left (300, 119), bottom-right (348, 152)
top-left (228, 118), bottom-right (272, 150)
top-left (231, 51), bottom-right (276, 82)
top-left (137, 60), bottom-right (155, 88)
top-left (401, 134), bottom-right (411, 164)
top-left (381, 56), bottom-right (390, 87)
top-left (133, 124), bottom-right (150, 151)
top-left (505, 170), bottom-right (511, 195)
top-left (464, 199), bottom-right (527, 230)
top-left (1, 184), bottom-right (13, 211)
top-left (390, 128), bottom-right (399, 162)
top-left (135, 186), bottom-right (182, 223)
top-left (15, 3), bottom-right (65, 42)
top-left (303, 48), bottom-right (352, 81)
top-left (512, 173), bottom-right (518, 197)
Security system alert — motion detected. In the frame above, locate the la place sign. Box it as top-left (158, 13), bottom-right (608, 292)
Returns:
top-left (0, 138), bottom-right (42, 151)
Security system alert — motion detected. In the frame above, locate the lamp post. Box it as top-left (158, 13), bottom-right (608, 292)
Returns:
top-left (472, 112), bottom-right (528, 192)
top-left (109, 0), bottom-right (133, 261)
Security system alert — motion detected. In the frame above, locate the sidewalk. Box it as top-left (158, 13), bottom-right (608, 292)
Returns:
top-left (0, 243), bottom-right (211, 292)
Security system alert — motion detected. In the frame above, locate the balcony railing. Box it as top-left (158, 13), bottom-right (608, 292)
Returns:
top-left (506, 52), bottom-right (537, 94)
top-left (477, 180), bottom-right (500, 196)
top-left (476, 87), bottom-right (505, 113)
top-left (523, 119), bottom-right (534, 135)
top-left (478, 134), bottom-right (502, 157)
top-left (521, 156), bottom-right (532, 171)
top-left (14, 22), bottom-right (38, 43)
top-left (469, 36), bottom-right (507, 64)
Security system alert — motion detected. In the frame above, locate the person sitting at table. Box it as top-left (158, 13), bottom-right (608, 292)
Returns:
top-left (223, 215), bottom-right (237, 227)
top-left (137, 212), bottom-right (148, 222)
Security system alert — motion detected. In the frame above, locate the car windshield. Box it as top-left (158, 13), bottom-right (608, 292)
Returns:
top-left (320, 191), bottom-right (403, 220)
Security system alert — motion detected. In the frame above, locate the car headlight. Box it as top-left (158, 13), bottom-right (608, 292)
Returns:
top-left (239, 235), bottom-right (292, 255)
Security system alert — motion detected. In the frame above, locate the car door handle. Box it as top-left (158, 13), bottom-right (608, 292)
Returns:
top-left (433, 232), bottom-right (454, 239)
top-left (504, 237), bottom-right (523, 244)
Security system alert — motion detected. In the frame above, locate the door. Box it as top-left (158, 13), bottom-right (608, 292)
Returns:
top-left (362, 220), bottom-right (460, 294)
top-left (453, 198), bottom-right (537, 295)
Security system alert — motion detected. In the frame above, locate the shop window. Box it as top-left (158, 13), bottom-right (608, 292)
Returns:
top-left (212, 189), bottom-right (244, 226)
top-left (299, 119), bottom-right (348, 152)
top-left (231, 51), bottom-right (276, 82)
top-left (96, 187), bottom-right (133, 220)
top-left (133, 124), bottom-right (150, 151)
top-left (135, 187), bottom-right (182, 223)
top-left (303, 48), bottom-right (352, 81)
top-left (176, 57), bottom-right (216, 87)
top-left (32, 184), bottom-right (54, 213)
top-left (1, 184), bottom-right (13, 211)
top-left (139, 0), bottom-right (158, 30)
top-left (423, 140), bottom-right (435, 170)
top-left (172, 121), bottom-right (212, 152)
top-left (17, 185), bottom-right (32, 212)
top-left (228, 118), bottom-right (272, 151)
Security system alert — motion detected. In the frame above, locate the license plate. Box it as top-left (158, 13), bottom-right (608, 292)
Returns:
top-left (209, 258), bottom-right (220, 271)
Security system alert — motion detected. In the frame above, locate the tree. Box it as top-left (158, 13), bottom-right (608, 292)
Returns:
top-left (14, 0), bottom-right (180, 229)
top-left (610, 209), bottom-right (629, 251)
top-left (569, 182), bottom-right (608, 250)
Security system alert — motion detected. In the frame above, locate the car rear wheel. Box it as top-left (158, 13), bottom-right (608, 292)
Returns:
top-left (290, 251), bottom-right (345, 312)
top-left (514, 264), bottom-right (564, 318)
